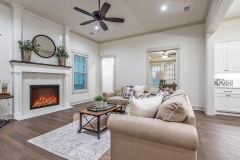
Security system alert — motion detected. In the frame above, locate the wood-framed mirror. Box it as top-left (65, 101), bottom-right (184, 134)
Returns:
top-left (32, 35), bottom-right (56, 58)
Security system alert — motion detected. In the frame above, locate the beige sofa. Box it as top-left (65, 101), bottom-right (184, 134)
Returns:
top-left (107, 95), bottom-right (198, 160)
top-left (102, 85), bottom-right (150, 105)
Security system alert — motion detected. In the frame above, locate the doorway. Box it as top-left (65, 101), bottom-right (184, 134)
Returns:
top-left (100, 56), bottom-right (115, 93)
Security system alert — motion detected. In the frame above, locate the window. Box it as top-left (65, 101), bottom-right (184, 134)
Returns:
top-left (73, 54), bottom-right (88, 92)
top-left (164, 63), bottom-right (175, 84)
top-left (151, 66), bottom-right (161, 87)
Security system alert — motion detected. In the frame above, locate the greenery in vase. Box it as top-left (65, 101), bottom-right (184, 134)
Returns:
top-left (94, 95), bottom-right (104, 101)
top-left (18, 39), bottom-right (42, 52)
top-left (103, 98), bottom-right (107, 102)
top-left (0, 80), bottom-right (10, 88)
top-left (55, 46), bottom-right (70, 58)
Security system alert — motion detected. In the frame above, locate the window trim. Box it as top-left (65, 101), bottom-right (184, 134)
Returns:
top-left (72, 51), bottom-right (89, 94)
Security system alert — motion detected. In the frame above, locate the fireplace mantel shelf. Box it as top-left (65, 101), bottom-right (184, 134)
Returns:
top-left (10, 60), bottom-right (71, 68)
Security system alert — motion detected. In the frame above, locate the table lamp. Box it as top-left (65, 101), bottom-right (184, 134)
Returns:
top-left (155, 71), bottom-right (166, 91)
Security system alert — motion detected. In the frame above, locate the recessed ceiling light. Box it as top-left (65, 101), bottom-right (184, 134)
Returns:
top-left (95, 26), bottom-right (99, 30)
top-left (161, 6), bottom-right (167, 11)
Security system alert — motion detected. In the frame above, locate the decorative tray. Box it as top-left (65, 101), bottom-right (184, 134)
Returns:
top-left (87, 102), bottom-right (117, 112)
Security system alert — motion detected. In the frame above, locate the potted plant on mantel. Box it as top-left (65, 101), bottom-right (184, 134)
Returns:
top-left (55, 46), bottom-right (70, 66)
top-left (18, 39), bottom-right (42, 62)
top-left (0, 80), bottom-right (10, 94)
top-left (94, 95), bottom-right (104, 109)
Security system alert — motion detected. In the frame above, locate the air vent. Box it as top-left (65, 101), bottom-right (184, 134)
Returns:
top-left (90, 33), bottom-right (94, 35)
top-left (184, 6), bottom-right (190, 11)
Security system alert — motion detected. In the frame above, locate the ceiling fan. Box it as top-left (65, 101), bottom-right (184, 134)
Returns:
top-left (150, 50), bottom-right (176, 59)
top-left (73, 0), bottom-right (125, 31)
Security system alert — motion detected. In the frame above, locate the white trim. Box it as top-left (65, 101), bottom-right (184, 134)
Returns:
top-left (215, 38), bottom-right (240, 44)
top-left (192, 106), bottom-right (205, 111)
top-left (72, 51), bottom-right (89, 94)
top-left (15, 105), bottom-right (72, 121)
top-left (70, 98), bottom-right (94, 106)
top-left (10, 2), bottom-right (24, 10)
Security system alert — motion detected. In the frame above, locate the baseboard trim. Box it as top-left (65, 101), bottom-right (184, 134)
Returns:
top-left (70, 98), bottom-right (94, 106)
top-left (14, 106), bottom-right (73, 121)
top-left (192, 106), bottom-right (205, 111)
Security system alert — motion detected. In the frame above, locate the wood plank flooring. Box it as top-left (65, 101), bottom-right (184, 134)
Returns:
top-left (0, 102), bottom-right (240, 160)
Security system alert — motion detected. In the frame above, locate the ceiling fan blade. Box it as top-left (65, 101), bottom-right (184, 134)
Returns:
top-left (80, 20), bottom-right (96, 25)
top-left (99, 2), bottom-right (111, 16)
top-left (73, 7), bottom-right (93, 17)
top-left (105, 18), bottom-right (124, 23)
top-left (99, 21), bottom-right (108, 31)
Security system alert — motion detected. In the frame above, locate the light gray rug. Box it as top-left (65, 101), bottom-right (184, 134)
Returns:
top-left (28, 117), bottom-right (110, 160)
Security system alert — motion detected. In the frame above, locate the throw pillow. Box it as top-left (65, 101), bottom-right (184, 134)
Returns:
top-left (155, 94), bottom-right (188, 122)
top-left (114, 86), bottom-right (124, 96)
top-left (144, 86), bottom-right (150, 93)
top-left (123, 87), bottom-right (135, 99)
top-left (169, 89), bottom-right (185, 98)
top-left (134, 85), bottom-right (145, 98)
top-left (130, 96), bottom-right (163, 118)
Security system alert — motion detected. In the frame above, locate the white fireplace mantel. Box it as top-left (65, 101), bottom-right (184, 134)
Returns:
top-left (10, 61), bottom-right (72, 120)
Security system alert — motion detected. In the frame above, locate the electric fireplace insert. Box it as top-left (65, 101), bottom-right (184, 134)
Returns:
top-left (30, 85), bottom-right (59, 110)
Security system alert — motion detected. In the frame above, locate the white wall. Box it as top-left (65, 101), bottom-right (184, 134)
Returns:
top-left (99, 24), bottom-right (206, 108)
top-left (215, 18), bottom-right (240, 41)
top-left (0, 4), bottom-right (13, 117)
top-left (69, 33), bottom-right (99, 104)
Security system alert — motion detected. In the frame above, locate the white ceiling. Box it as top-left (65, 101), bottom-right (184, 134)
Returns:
top-left (3, 0), bottom-right (210, 42)
top-left (224, 0), bottom-right (240, 19)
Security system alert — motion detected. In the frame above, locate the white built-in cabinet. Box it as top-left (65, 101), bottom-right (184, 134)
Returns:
top-left (215, 42), bottom-right (240, 72)
top-left (215, 88), bottom-right (240, 113)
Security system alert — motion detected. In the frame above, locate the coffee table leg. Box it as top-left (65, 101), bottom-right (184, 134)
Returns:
top-left (77, 112), bottom-right (82, 134)
top-left (121, 106), bottom-right (123, 114)
top-left (97, 116), bottom-right (100, 139)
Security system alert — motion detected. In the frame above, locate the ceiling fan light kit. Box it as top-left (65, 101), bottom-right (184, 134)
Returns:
top-left (73, 0), bottom-right (125, 31)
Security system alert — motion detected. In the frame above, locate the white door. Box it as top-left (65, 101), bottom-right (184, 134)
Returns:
top-left (226, 42), bottom-right (239, 71)
top-left (101, 57), bottom-right (115, 93)
top-left (228, 95), bottom-right (240, 111)
top-left (215, 43), bottom-right (226, 72)
top-left (215, 94), bottom-right (228, 111)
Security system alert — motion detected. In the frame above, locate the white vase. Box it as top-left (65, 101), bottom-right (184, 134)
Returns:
top-left (103, 102), bottom-right (108, 108)
top-left (95, 101), bottom-right (103, 109)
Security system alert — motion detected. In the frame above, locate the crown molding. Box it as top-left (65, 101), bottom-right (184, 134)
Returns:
top-left (70, 30), bottom-right (99, 44)
top-left (99, 20), bottom-right (205, 44)
top-left (0, 0), bottom-right (10, 7)
top-left (223, 15), bottom-right (240, 22)
top-left (10, 2), bottom-right (24, 10)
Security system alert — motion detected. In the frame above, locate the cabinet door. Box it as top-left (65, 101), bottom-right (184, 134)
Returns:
top-left (215, 43), bottom-right (226, 72)
top-left (215, 94), bottom-right (228, 111)
top-left (228, 95), bottom-right (240, 111)
top-left (226, 42), bottom-right (240, 71)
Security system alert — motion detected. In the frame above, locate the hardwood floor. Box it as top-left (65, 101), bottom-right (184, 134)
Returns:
top-left (0, 102), bottom-right (240, 160)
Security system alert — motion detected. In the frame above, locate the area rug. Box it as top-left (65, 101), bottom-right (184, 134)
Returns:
top-left (28, 117), bottom-right (110, 160)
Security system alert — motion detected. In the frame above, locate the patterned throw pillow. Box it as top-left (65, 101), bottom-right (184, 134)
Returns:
top-left (123, 87), bottom-right (135, 99)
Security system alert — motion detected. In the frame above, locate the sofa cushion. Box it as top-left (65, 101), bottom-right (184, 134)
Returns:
top-left (155, 94), bottom-right (188, 122)
top-left (169, 89), bottom-right (185, 98)
top-left (108, 96), bottom-right (129, 105)
top-left (134, 85), bottom-right (145, 98)
top-left (114, 86), bottom-right (124, 96)
top-left (130, 96), bottom-right (162, 118)
top-left (144, 85), bottom-right (150, 93)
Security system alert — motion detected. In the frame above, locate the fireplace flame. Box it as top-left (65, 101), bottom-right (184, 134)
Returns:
top-left (32, 94), bottom-right (58, 108)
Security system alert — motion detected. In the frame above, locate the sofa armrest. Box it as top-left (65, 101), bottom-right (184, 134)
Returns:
top-left (108, 114), bottom-right (199, 151)
top-left (102, 91), bottom-right (116, 99)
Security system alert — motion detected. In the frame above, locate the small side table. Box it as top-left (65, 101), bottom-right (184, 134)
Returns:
top-left (0, 95), bottom-right (14, 128)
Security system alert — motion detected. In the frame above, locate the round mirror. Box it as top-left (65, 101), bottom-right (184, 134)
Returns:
top-left (33, 35), bottom-right (56, 58)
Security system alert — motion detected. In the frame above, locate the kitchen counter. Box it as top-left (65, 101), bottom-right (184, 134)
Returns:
top-left (215, 86), bottom-right (240, 89)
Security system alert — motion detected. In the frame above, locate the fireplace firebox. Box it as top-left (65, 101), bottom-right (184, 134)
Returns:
top-left (30, 85), bottom-right (59, 110)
